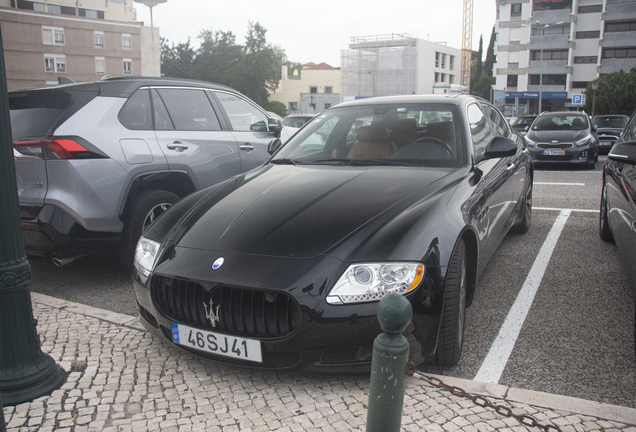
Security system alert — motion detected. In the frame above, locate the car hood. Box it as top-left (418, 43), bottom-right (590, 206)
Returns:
top-left (527, 129), bottom-right (590, 143)
top-left (174, 165), bottom-right (455, 259)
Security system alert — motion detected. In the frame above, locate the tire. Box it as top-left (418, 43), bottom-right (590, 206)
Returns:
top-left (117, 190), bottom-right (179, 270)
top-left (599, 183), bottom-right (614, 242)
top-left (436, 238), bottom-right (467, 367)
top-left (511, 178), bottom-right (532, 234)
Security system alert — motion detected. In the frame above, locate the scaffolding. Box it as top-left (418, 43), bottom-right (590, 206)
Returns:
top-left (341, 33), bottom-right (418, 99)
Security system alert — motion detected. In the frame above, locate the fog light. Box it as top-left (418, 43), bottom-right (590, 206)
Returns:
top-left (579, 151), bottom-right (588, 161)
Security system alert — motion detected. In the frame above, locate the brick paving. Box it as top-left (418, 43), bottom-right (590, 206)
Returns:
top-left (2, 294), bottom-right (636, 432)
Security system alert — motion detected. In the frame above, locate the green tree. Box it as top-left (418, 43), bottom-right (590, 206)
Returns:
top-left (584, 68), bottom-right (636, 116)
top-left (267, 100), bottom-right (287, 117)
top-left (484, 26), bottom-right (497, 77)
top-left (190, 29), bottom-right (245, 90)
top-left (474, 36), bottom-right (483, 79)
top-left (160, 37), bottom-right (195, 78)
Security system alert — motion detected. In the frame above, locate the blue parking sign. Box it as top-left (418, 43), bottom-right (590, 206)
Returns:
top-left (572, 94), bottom-right (585, 105)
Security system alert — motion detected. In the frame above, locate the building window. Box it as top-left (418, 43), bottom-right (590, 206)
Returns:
top-left (511, 3), bottom-right (522, 17)
top-left (85, 9), bottom-right (98, 19)
top-left (602, 47), bottom-right (636, 59)
top-left (572, 81), bottom-right (589, 89)
top-left (123, 59), bottom-right (132, 74)
top-left (95, 57), bottom-right (105, 74)
top-left (574, 56), bottom-right (598, 63)
top-left (288, 102), bottom-right (298, 111)
top-left (605, 20), bottom-right (636, 32)
top-left (441, 73), bottom-right (446, 82)
top-left (507, 75), bottom-right (518, 87)
top-left (529, 74), bottom-right (566, 85)
top-left (578, 4), bottom-right (602, 13)
top-left (449, 75), bottom-right (454, 84)
top-left (122, 34), bottom-right (132, 51)
top-left (45, 54), bottom-right (66, 73)
top-left (324, 86), bottom-right (333, 94)
top-left (309, 86), bottom-right (317, 94)
top-left (435, 52), bottom-right (440, 68)
top-left (531, 50), bottom-right (568, 60)
top-left (435, 72), bottom-right (440, 82)
top-left (33, 3), bottom-right (45, 12)
top-left (310, 103), bottom-right (316, 111)
top-left (509, 28), bottom-right (521, 41)
top-left (94, 31), bottom-right (104, 49)
top-left (325, 103), bottom-right (331, 109)
top-left (449, 55), bottom-right (454, 70)
top-left (576, 30), bottom-right (601, 39)
top-left (42, 26), bottom-right (65, 46)
top-left (441, 54), bottom-right (446, 68)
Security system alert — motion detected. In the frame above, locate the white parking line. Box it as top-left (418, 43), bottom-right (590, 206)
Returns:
top-left (534, 207), bottom-right (598, 213)
top-left (534, 182), bottom-right (586, 186)
top-left (474, 209), bottom-right (571, 384)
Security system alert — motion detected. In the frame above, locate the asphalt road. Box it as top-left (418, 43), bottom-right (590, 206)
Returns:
top-left (27, 156), bottom-right (636, 408)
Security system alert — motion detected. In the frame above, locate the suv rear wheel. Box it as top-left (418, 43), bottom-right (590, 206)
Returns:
top-left (118, 190), bottom-right (179, 270)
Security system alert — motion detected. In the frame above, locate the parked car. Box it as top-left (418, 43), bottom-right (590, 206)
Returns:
top-left (524, 111), bottom-right (598, 168)
top-left (132, 94), bottom-right (533, 373)
top-left (599, 112), bottom-right (636, 356)
top-left (10, 77), bottom-right (281, 268)
top-left (592, 114), bottom-right (630, 154)
top-left (282, 114), bottom-right (316, 128)
top-left (510, 115), bottom-right (537, 136)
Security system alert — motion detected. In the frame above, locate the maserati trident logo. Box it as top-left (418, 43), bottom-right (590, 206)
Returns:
top-left (203, 299), bottom-right (220, 328)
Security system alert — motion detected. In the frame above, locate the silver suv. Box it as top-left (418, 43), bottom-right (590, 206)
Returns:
top-left (10, 77), bottom-right (281, 268)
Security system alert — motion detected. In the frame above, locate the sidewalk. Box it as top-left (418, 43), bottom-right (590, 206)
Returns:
top-left (3, 292), bottom-right (636, 432)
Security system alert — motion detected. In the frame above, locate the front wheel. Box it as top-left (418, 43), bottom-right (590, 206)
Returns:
top-left (599, 183), bottom-right (613, 242)
top-left (118, 190), bottom-right (179, 270)
top-left (436, 238), bottom-right (467, 367)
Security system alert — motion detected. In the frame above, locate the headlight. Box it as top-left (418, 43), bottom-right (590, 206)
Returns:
top-left (326, 262), bottom-right (424, 305)
top-left (134, 237), bottom-right (161, 277)
top-left (575, 135), bottom-right (593, 146)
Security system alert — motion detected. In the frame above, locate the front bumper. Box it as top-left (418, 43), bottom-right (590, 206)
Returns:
top-left (527, 144), bottom-right (596, 165)
top-left (132, 247), bottom-right (442, 374)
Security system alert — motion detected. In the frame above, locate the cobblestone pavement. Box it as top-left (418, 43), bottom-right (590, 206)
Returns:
top-left (3, 293), bottom-right (636, 432)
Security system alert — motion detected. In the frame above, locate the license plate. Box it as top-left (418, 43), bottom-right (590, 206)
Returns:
top-left (171, 322), bottom-right (262, 363)
top-left (601, 141), bottom-right (614, 146)
top-left (543, 149), bottom-right (565, 156)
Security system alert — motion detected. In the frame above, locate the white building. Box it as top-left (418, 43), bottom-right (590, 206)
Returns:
top-left (340, 34), bottom-right (463, 100)
top-left (493, 0), bottom-right (636, 116)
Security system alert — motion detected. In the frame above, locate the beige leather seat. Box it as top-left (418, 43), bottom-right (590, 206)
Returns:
top-left (425, 121), bottom-right (456, 155)
top-left (347, 124), bottom-right (396, 159)
top-left (392, 118), bottom-right (422, 149)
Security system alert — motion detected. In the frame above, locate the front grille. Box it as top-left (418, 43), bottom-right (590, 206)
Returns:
top-left (151, 276), bottom-right (300, 339)
top-left (598, 134), bottom-right (619, 141)
top-left (537, 143), bottom-right (573, 149)
top-left (536, 154), bottom-right (573, 161)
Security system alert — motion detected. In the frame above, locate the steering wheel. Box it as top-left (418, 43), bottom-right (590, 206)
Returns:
top-left (408, 137), bottom-right (453, 159)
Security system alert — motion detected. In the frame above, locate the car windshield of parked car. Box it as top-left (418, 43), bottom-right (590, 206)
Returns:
top-left (592, 116), bottom-right (628, 129)
top-left (515, 116), bottom-right (536, 126)
top-left (282, 116), bottom-right (313, 128)
top-left (532, 114), bottom-right (588, 131)
top-left (272, 103), bottom-right (463, 168)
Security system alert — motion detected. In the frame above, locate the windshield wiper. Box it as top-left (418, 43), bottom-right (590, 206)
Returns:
top-left (270, 158), bottom-right (301, 165)
top-left (310, 158), bottom-right (353, 165)
top-left (348, 159), bottom-right (416, 166)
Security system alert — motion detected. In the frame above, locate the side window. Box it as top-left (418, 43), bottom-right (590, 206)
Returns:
top-left (481, 103), bottom-right (510, 138)
top-left (215, 92), bottom-right (268, 132)
top-left (467, 103), bottom-right (493, 156)
top-left (119, 89), bottom-right (152, 130)
top-left (155, 88), bottom-right (221, 131)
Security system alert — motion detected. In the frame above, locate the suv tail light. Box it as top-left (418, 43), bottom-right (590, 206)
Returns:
top-left (13, 137), bottom-right (107, 160)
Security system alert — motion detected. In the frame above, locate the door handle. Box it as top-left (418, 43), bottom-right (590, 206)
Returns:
top-left (506, 163), bottom-right (516, 171)
top-left (239, 143), bottom-right (255, 152)
top-left (166, 141), bottom-right (189, 152)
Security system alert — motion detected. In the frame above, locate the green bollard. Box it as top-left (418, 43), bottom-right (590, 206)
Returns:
top-left (366, 292), bottom-right (413, 432)
top-left (0, 22), bottom-right (66, 406)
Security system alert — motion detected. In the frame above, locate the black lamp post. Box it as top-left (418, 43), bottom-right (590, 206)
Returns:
top-left (0, 22), bottom-right (66, 406)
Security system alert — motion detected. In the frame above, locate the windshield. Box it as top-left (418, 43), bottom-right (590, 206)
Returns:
top-left (592, 116), bottom-right (628, 129)
top-left (282, 116), bottom-right (313, 128)
top-left (532, 114), bottom-right (589, 131)
top-left (272, 103), bottom-right (463, 168)
top-left (514, 117), bottom-right (536, 126)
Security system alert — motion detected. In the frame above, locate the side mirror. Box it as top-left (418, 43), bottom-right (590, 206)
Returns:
top-left (608, 141), bottom-right (636, 165)
top-left (268, 117), bottom-right (282, 137)
top-left (475, 136), bottom-right (517, 164)
top-left (267, 138), bottom-right (282, 155)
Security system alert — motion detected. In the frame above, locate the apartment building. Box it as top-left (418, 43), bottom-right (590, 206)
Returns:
top-left (493, 0), bottom-right (636, 116)
top-left (0, 0), bottom-right (159, 91)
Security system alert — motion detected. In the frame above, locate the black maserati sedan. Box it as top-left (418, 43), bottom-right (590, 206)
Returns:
top-left (132, 94), bottom-right (533, 373)
top-left (524, 111), bottom-right (598, 168)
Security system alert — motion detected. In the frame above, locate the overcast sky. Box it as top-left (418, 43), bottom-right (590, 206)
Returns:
top-left (134, 0), bottom-right (496, 68)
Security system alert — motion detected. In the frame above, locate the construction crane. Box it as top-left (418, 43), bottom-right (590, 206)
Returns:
top-left (460, 0), bottom-right (474, 90)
